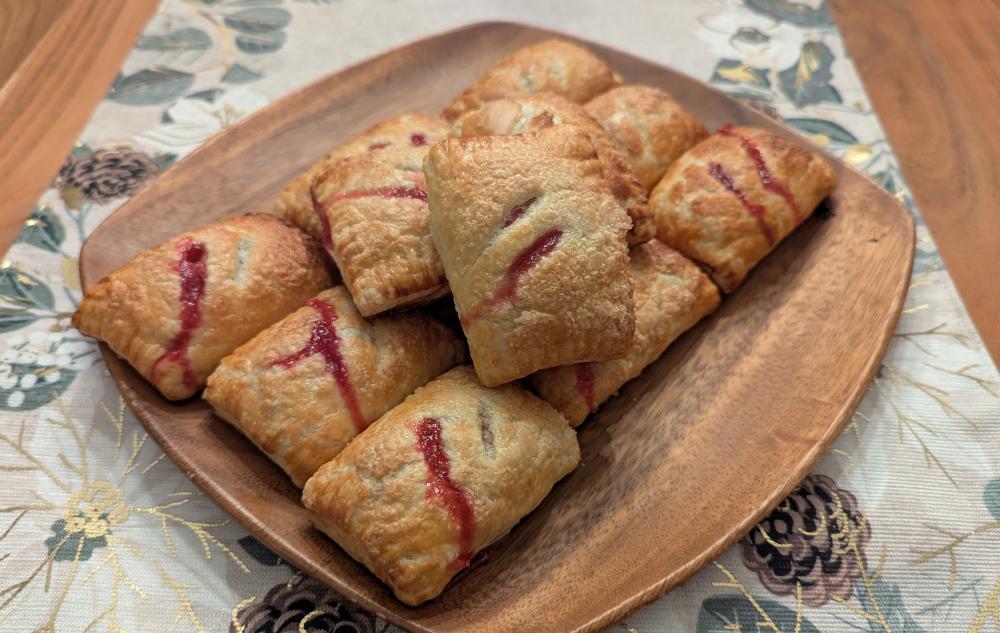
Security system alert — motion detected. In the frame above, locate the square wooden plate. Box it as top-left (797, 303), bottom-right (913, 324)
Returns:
top-left (78, 22), bottom-right (914, 633)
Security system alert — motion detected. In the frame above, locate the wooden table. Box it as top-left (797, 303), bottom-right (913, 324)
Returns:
top-left (1, 0), bottom-right (997, 366)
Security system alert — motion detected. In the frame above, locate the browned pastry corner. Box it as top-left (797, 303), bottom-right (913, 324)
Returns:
top-left (310, 144), bottom-right (448, 316)
top-left (302, 365), bottom-right (580, 606)
top-left (585, 84), bottom-right (708, 191)
top-left (72, 214), bottom-right (332, 400)
top-left (205, 286), bottom-right (465, 487)
top-left (451, 93), bottom-right (654, 245)
top-left (275, 113), bottom-right (449, 238)
top-left (442, 39), bottom-right (621, 122)
top-left (529, 240), bottom-right (719, 425)
top-left (650, 125), bottom-right (836, 292)
top-left (425, 125), bottom-right (635, 386)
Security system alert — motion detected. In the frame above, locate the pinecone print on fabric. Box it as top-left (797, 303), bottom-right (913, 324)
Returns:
top-left (56, 146), bottom-right (157, 203)
top-left (231, 574), bottom-right (384, 633)
top-left (740, 473), bottom-right (871, 607)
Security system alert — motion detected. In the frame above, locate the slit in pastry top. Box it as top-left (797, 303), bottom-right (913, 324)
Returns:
top-left (707, 162), bottom-right (775, 245)
top-left (718, 123), bottom-right (801, 220)
top-left (414, 416), bottom-right (476, 571)
top-left (459, 228), bottom-right (563, 327)
top-left (271, 298), bottom-right (367, 432)
top-left (310, 182), bottom-right (429, 249)
top-left (149, 238), bottom-right (208, 389)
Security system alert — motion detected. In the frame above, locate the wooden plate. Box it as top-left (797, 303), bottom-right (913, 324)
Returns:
top-left (79, 22), bottom-right (914, 633)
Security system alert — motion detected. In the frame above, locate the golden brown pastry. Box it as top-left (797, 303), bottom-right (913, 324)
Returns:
top-left (302, 365), bottom-right (580, 606)
top-left (650, 125), bottom-right (836, 292)
top-left (311, 144), bottom-right (447, 316)
top-left (72, 214), bottom-right (332, 400)
top-left (585, 85), bottom-right (708, 191)
top-left (424, 125), bottom-right (636, 386)
top-left (275, 114), bottom-right (449, 238)
top-left (529, 240), bottom-right (719, 425)
top-left (204, 286), bottom-right (466, 487)
top-left (451, 94), bottom-right (653, 245)
top-left (442, 39), bottom-right (621, 122)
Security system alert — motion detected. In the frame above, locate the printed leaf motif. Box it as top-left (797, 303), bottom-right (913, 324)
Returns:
top-left (854, 578), bottom-right (928, 632)
top-left (711, 59), bottom-right (771, 88)
top-left (222, 62), bottom-right (264, 84)
top-left (732, 26), bottom-right (771, 44)
top-left (59, 185), bottom-right (84, 210)
top-left (0, 266), bottom-right (55, 310)
top-left (187, 88), bottom-right (226, 103)
top-left (16, 206), bottom-right (66, 254)
top-left (785, 117), bottom-right (858, 144)
top-left (69, 143), bottom-right (93, 158)
top-left (728, 90), bottom-right (774, 104)
top-left (778, 41), bottom-right (842, 107)
top-left (697, 594), bottom-right (820, 632)
top-left (152, 152), bottom-right (178, 172)
top-left (0, 307), bottom-right (39, 333)
top-left (744, 0), bottom-right (835, 27)
top-left (985, 477), bottom-right (1000, 521)
top-left (235, 31), bottom-right (287, 54)
top-left (0, 363), bottom-right (77, 410)
top-left (135, 27), bottom-right (212, 56)
top-left (60, 258), bottom-right (81, 293)
top-left (224, 7), bottom-right (291, 33)
top-left (107, 68), bottom-right (196, 105)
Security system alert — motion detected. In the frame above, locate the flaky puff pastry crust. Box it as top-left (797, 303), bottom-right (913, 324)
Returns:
top-left (442, 39), bottom-right (621, 122)
top-left (585, 85), bottom-right (708, 191)
top-left (311, 145), bottom-right (448, 316)
top-left (650, 125), bottom-right (836, 292)
top-left (72, 214), bottom-right (332, 400)
top-left (275, 114), bottom-right (448, 238)
top-left (302, 365), bottom-right (580, 606)
top-left (424, 126), bottom-right (635, 386)
top-left (204, 286), bottom-right (465, 487)
top-left (451, 94), bottom-right (653, 245)
top-left (529, 240), bottom-right (719, 425)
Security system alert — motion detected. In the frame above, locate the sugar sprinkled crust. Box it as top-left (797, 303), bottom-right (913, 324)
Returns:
top-left (204, 286), bottom-right (466, 487)
top-left (310, 145), bottom-right (448, 316)
top-left (451, 93), bottom-right (653, 245)
top-left (72, 214), bottom-right (332, 400)
top-left (424, 125), bottom-right (635, 386)
top-left (650, 125), bottom-right (836, 292)
top-left (529, 240), bottom-right (719, 425)
top-left (275, 113), bottom-right (448, 238)
top-left (442, 39), bottom-right (621, 122)
top-left (301, 365), bottom-right (580, 606)
top-left (585, 85), bottom-right (708, 191)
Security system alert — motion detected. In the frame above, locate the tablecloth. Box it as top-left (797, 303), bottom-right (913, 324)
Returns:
top-left (2, 1), bottom-right (998, 631)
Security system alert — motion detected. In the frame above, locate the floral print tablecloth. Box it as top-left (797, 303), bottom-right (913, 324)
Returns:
top-left (2, 1), bottom-right (998, 631)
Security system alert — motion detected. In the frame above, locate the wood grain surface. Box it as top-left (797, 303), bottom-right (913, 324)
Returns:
top-left (829, 0), bottom-right (1000, 366)
top-left (78, 23), bottom-right (914, 633)
top-left (0, 0), bottom-right (157, 253)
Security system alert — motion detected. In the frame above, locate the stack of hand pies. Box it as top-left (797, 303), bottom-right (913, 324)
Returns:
top-left (73, 39), bottom-right (836, 606)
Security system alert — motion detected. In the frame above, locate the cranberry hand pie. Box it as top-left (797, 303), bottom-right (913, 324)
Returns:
top-left (204, 286), bottom-right (465, 487)
top-left (310, 144), bottom-right (447, 316)
top-left (650, 125), bottom-right (836, 292)
top-left (302, 365), bottom-right (580, 606)
top-left (424, 126), bottom-right (635, 386)
top-left (442, 39), bottom-right (621, 122)
top-left (73, 214), bottom-right (332, 400)
top-left (275, 113), bottom-right (449, 238)
top-left (529, 240), bottom-right (719, 425)
top-left (451, 93), bottom-right (653, 245)
top-left (585, 85), bottom-right (708, 191)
